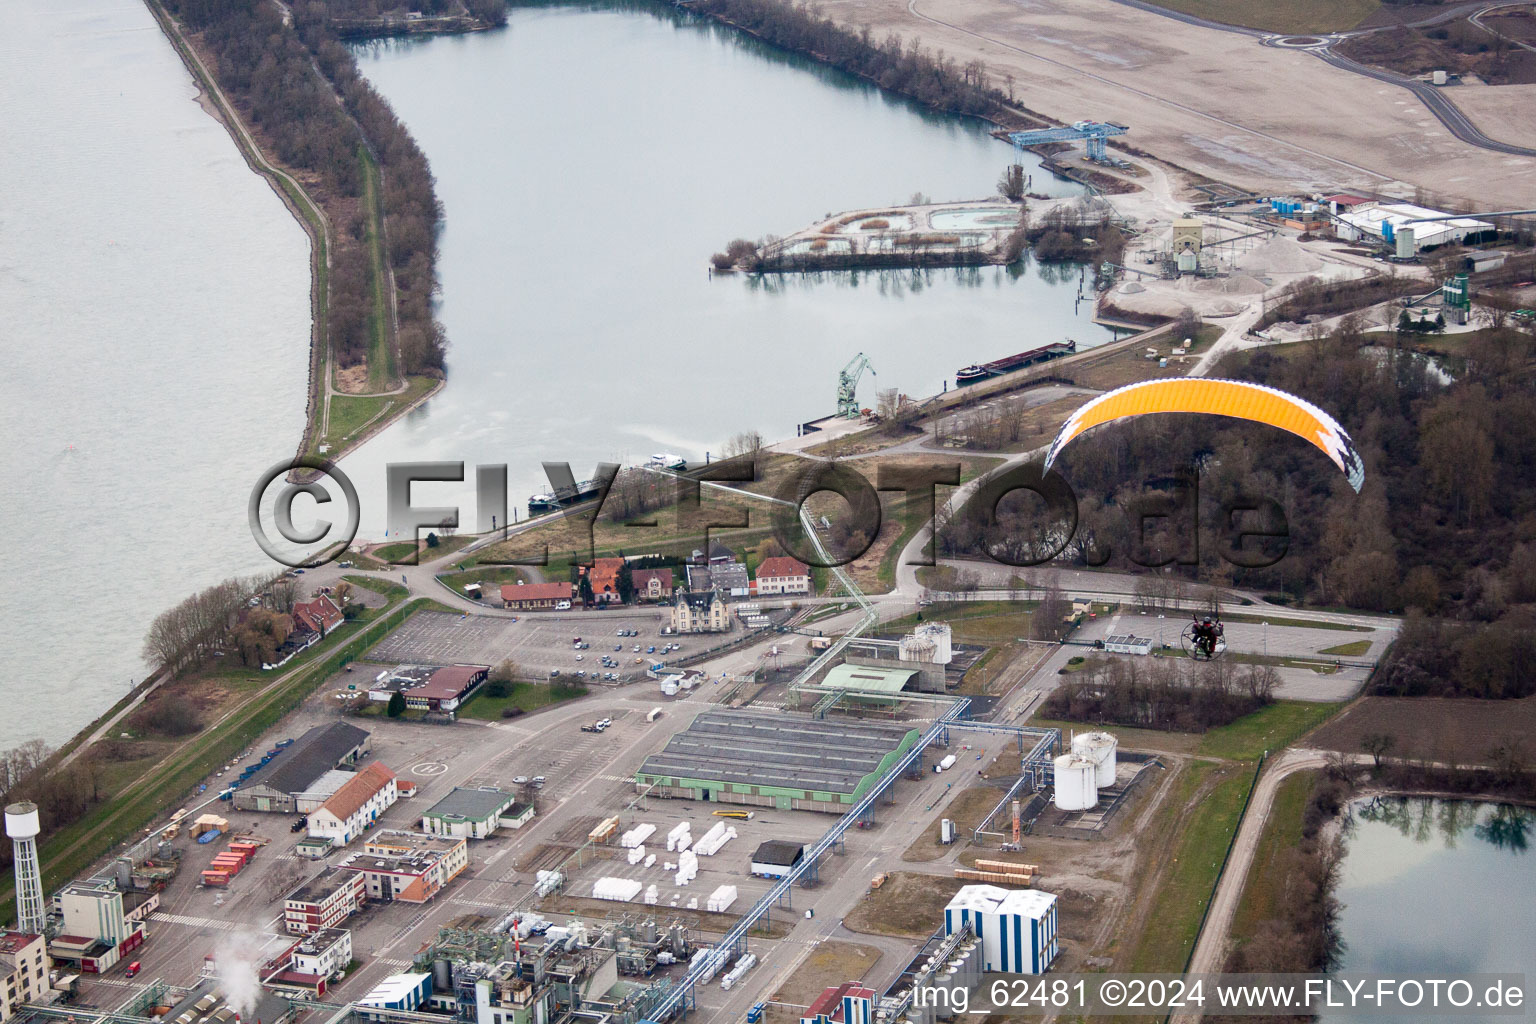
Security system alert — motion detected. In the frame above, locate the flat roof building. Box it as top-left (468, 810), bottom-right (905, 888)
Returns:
top-left (1, 932), bottom-right (50, 1023)
top-left (340, 831), bottom-right (468, 904)
top-left (421, 787), bottom-right (532, 839)
top-left (284, 868), bottom-right (366, 935)
top-left (636, 710), bottom-right (920, 813)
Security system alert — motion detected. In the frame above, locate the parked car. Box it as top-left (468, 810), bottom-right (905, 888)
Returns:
top-left (513, 776), bottom-right (529, 785)
top-left (531, 776), bottom-right (546, 787)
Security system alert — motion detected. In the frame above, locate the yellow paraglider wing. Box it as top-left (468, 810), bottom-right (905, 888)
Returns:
top-left (1043, 378), bottom-right (1364, 492)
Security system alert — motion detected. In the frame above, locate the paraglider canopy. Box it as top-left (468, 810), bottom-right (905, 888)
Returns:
top-left (1044, 378), bottom-right (1365, 492)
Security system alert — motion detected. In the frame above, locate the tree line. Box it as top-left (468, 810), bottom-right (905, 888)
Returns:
top-left (689, 0), bottom-right (1019, 120)
top-left (142, 573), bottom-right (322, 675)
top-left (1042, 655), bottom-right (1277, 732)
top-left (1034, 319), bottom-right (1536, 619)
top-left (164, 0), bottom-right (446, 376)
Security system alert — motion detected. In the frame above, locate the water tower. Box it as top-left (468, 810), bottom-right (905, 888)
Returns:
top-left (6, 801), bottom-right (45, 934)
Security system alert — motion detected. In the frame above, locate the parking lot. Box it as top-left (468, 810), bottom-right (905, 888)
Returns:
top-left (365, 608), bottom-right (708, 682)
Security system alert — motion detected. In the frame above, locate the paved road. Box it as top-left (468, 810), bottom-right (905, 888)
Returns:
top-left (1312, 49), bottom-right (1536, 158)
top-left (1172, 749), bottom-right (1370, 1024)
top-left (1092, 0), bottom-right (1536, 158)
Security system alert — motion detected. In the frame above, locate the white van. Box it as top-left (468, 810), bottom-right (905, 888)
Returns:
top-left (555, 599), bottom-right (572, 610)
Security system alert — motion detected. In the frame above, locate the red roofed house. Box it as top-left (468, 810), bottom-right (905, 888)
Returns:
top-left (500, 582), bottom-right (574, 611)
top-left (589, 557), bottom-right (626, 603)
top-left (307, 762), bottom-right (398, 847)
top-left (632, 567), bottom-right (674, 602)
top-left (802, 981), bottom-right (876, 1024)
top-left (293, 594), bottom-right (345, 637)
top-left (755, 556), bottom-right (812, 596)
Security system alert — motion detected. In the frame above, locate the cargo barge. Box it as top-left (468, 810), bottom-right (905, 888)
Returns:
top-left (955, 340), bottom-right (1076, 386)
top-left (528, 479), bottom-right (603, 516)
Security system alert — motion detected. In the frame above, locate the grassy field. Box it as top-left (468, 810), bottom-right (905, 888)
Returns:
top-left (1195, 700), bottom-right (1343, 760)
top-left (1228, 768), bottom-right (1318, 946)
top-left (358, 146), bottom-right (397, 390)
top-left (457, 682), bottom-right (589, 720)
top-left (1125, 761), bottom-right (1255, 972)
top-left (1136, 0), bottom-right (1378, 33)
top-left (372, 533), bottom-right (475, 565)
top-left (318, 375), bottom-right (439, 453)
top-left (1319, 639), bottom-right (1372, 656)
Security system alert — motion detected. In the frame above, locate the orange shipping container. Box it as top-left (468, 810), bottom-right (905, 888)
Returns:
top-left (201, 871), bottom-right (229, 887)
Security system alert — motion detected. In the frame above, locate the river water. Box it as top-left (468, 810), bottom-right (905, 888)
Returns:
top-left (339, 2), bottom-right (1112, 534)
top-left (1326, 796), bottom-right (1535, 1023)
top-left (3, 0), bottom-right (1110, 746)
top-left (0, 0), bottom-right (311, 747)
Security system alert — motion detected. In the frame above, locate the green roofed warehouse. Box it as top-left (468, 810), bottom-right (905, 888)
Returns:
top-left (635, 709), bottom-right (920, 813)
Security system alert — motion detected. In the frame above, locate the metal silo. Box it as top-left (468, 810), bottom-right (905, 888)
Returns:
top-left (1073, 731), bottom-right (1118, 789)
top-left (1052, 754), bottom-right (1098, 811)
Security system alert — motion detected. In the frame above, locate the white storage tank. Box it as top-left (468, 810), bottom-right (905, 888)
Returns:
top-left (1072, 731), bottom-right (1118, 789)
top-left (1053, 754), bottom-right (1098, 811)
top-left (917, 623), bottom-right (953, 664)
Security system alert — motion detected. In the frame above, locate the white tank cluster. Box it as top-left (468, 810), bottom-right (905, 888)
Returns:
top-left (900, 622), bottom-right (953, 664)
top-left (621, 823), bottom-right (655, 848)
top-left (1052, 754), bottom-right (1099, 812)
top-left (592, 877), bottom-right (644, 902)
top-left (1071, 731), bottom-right (1118, 789)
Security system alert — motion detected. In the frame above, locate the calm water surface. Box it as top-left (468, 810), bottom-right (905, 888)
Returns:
top-left (1326, 796), bottom-right (1535, 1024)
top-left (3, 0), bottom-right (1113, 745)
top-left (341, 4), bottom-right (1113, 532)
top-left (0, 0), bottom-right (310, 745)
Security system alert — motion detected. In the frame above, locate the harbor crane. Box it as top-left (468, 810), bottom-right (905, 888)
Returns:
top-left (837, 352), bottom-right (875, 419)
top-left (1008, 120), bottom-right (1129, 164)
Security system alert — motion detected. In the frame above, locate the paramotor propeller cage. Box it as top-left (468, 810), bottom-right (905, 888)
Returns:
top-left (1181, 620), bottom-right (1227, 661)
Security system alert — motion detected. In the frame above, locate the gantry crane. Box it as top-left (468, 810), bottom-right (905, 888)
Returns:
top-left (836, 352), bottom-right (875, 419)
top-left (1008, 120), bottom-right (1129, 164)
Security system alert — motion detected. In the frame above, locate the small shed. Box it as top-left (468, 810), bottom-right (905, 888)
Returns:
top-left (750, 840), bottom-right (805, 878)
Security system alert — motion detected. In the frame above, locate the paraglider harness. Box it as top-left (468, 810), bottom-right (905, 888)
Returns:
top-left (1189, 614), bottom-right (1224, 660)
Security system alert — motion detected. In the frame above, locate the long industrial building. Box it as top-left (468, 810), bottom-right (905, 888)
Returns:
top-left (634, 710), bottom-right (920, 813)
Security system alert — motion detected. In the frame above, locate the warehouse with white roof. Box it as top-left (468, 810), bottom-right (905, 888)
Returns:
top-left (1334, 201), bottom-right (1493, 252)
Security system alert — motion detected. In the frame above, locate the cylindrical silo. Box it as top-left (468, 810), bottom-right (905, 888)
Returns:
top-left (1073, 732), bottom-right (1118, 789)
top-left (1053, 754), bottom-right (1098, 811)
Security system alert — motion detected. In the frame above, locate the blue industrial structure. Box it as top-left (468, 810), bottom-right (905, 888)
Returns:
top-left (1008, 120), bottom-right (1129, 164)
